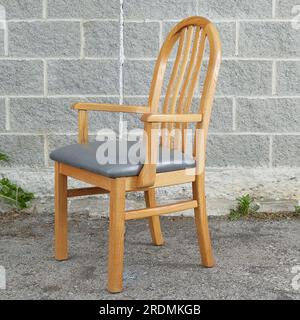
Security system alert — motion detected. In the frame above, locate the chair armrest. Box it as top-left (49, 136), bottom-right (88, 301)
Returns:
top-left (74, 103), bottom-right (150, 144)
top-left (141, 113), bottom-right (202, 123)
top-left (73, 103), bottom-right (150, 114)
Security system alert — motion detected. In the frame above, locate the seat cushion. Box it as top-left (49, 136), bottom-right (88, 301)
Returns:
top-left (50, 140), bottom-right (195, 178)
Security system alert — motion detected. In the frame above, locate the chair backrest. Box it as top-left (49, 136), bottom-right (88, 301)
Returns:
top-left (148, 16), bottom-right (222, 153)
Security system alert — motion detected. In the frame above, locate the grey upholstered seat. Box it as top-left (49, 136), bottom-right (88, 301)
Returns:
top-left (50, 140), bottom-right (195, 178)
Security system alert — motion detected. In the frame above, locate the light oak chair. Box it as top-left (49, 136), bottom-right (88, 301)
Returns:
top-left (50, 16), bottom-right (221, 293)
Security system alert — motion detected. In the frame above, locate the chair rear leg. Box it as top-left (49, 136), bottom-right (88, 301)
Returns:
top-left (145, 189), bottom-right (164, 246)
top-left (192, 174), bottom-right (214, 267)
top-left (54, 162), bottom-right (68, 261)
top-left (107, 179), bottom-right (126, 293)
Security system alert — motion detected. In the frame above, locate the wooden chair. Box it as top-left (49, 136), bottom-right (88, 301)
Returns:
top-left (50, 16), bottom-right (221, 293)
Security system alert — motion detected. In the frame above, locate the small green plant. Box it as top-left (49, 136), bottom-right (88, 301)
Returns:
top-left (0, 177), bottom-right (34, 209)
top-left (295, 205), bottom-right (300, 214)
top-left (0, 151), bottom-right (34, 209)
top-left (0, 152), bottom-right (9, 162)
top-left (229, 194), bottom-right (260, 221)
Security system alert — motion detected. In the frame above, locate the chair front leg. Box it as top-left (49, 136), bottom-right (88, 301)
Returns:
top-left (192, 173), bottom-right (214, 267)
top-left (54, 162), bottom-right (68, 261)
top-left (144, 189), bottom-right (164, 246)
top-left (107, 178), bottom-right (126, 293)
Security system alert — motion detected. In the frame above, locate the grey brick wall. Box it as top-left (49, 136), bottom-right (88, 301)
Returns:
top-left (0, 0), bottom-right (299, 209)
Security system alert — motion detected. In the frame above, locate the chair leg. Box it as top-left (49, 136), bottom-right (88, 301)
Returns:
top-left (54, 162), bottom-right (68, 261)
top-left (107, 178), bottom-right (126, 293)
top-left (192, 174), bottom-right (214, 267)
top-left (144, 189), bottom-right (164, 246)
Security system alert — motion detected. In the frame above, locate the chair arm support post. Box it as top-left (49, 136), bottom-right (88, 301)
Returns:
top-left (137, 122), bottom-right (159, 188)
top-left (78, 110), bottom-right (88, 144)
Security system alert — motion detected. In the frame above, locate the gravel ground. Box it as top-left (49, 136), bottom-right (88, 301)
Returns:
top-left (0, 210), bottom-right (300, 300)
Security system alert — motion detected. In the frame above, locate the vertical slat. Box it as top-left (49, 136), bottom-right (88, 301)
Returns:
top-left (183, 30), bottom-right (206, 114)
top-left (164, 26), bottom-right (193, 148)
top-left (162, 29), bottom-right (186, 114)
top-left (78, 110), bottom-right (88, 144)
top-left (176, 27), bottom-right (202, 115)
top-left (148, 32), bottom-right (181, 114)
top-left (169, 26), bottom-right (193, 114)
top-left (181, 30), bottom-right (206, 152)
top-left (173, 26), bottom-right (202, 150)
top-left (161, 29), bottom-right (186, 147)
